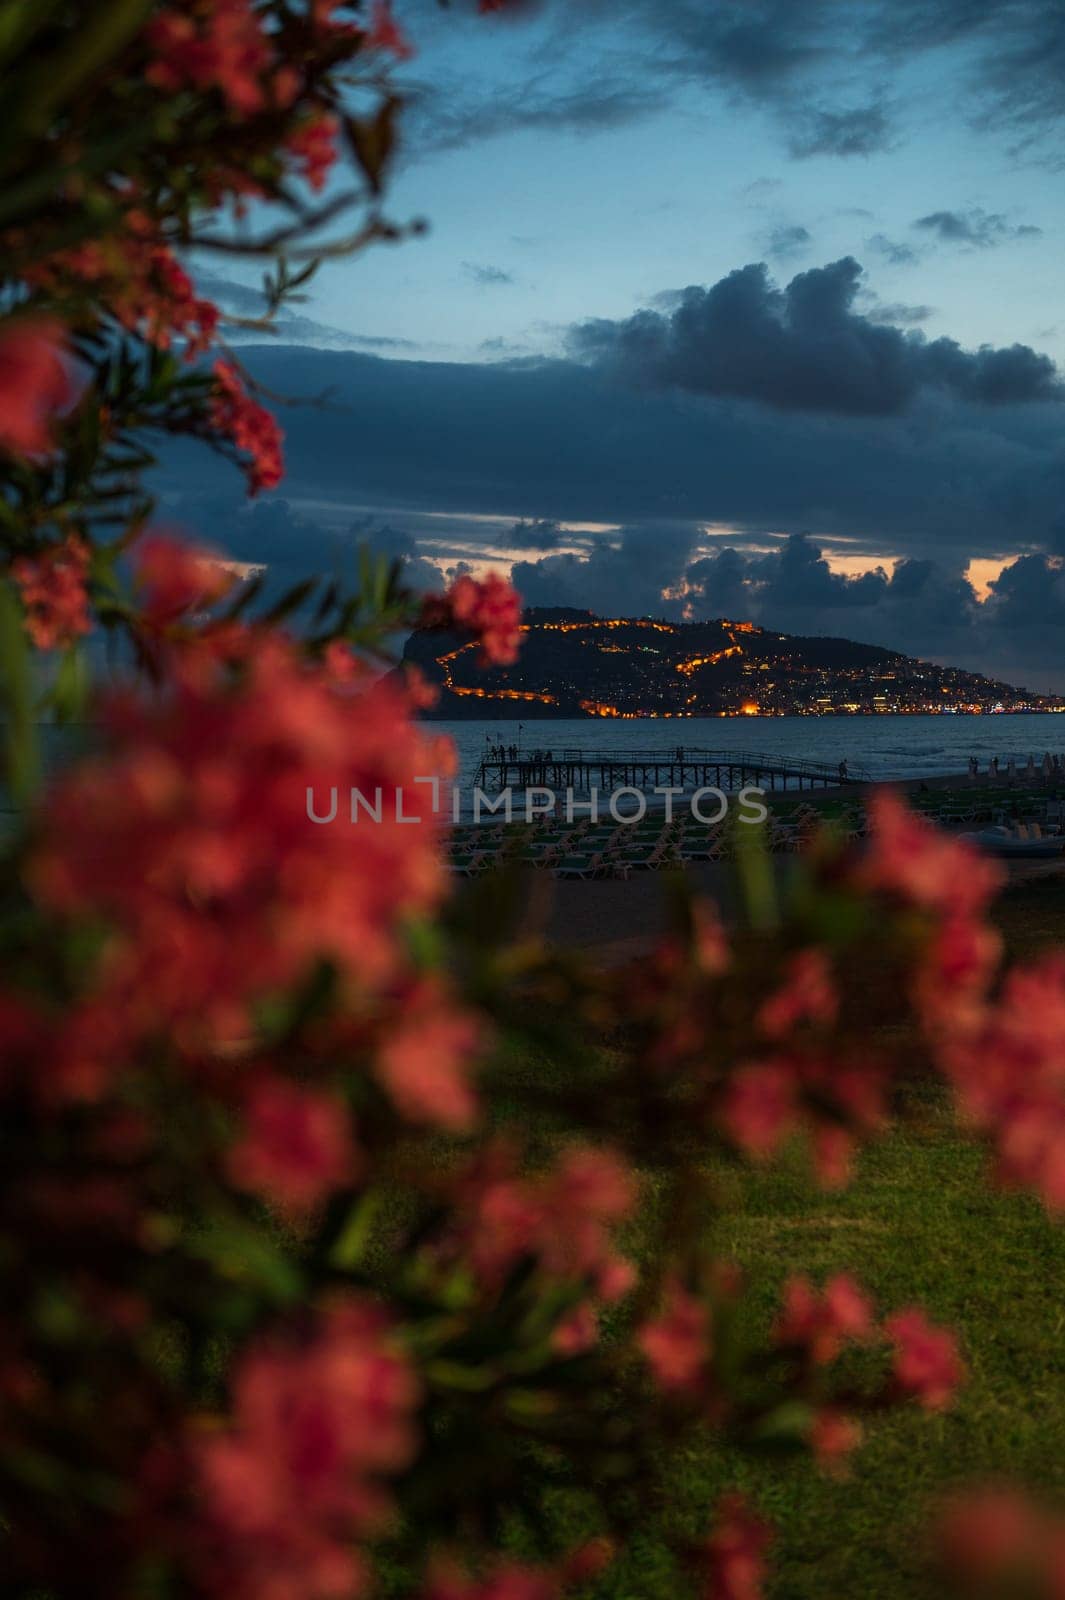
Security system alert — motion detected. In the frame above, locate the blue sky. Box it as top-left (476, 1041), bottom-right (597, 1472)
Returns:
top-left (186, 0), bottom-right (1065, 689)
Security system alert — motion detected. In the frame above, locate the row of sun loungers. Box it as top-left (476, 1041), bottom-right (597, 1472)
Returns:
top-left (446, 803), bottom-right (858, 878)
top-left (445, 787), bottom-right (1065, 878)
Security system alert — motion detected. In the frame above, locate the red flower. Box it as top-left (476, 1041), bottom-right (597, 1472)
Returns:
top-left (376, 980), bottom-right (484, 1130)
top-left (939, 1490), bottom-right (1065, 1599)
top-left (135, 533), bottom-right (235, 627)
top-left (227, 1076), bottom-right (357, 1216)
top-left (147, 0), bottom-right (274, 117)
top-left (449, 1142), bottom-right (636, 1300)
top-left (423, 1560), bottom-right (563, 1600)
top-left (30, 619), bottom-right (450, 1054)
top-left (287, 112), bottom-right (340, 192)
top-left (12, 535), bottom-right (92, 651)
top-left (809, 1408), bottom-right (862, 1473)
top-left (638, 1280), bottom-right (710, 1393)
top-left (365, 0), bottom-right (415, 59)
top-left (421, 573), bottom-right (523, 667)
top-left (936, 954), bottom-right (1065, 1211)
top-left (885, 1307), bottom-right (964, 1410)
top-left (862, 790), bottom-right (1002, 916)
top-left (210, 361), bottom-right (284, 494)
top-left (757, 949), bottom-right (837, 1039)
top-left (774, 1273), bottom-right (874, 1365)
top-left (722, 1050), bottom-right (885, 1189)
top-left (700, 1494), bottom-right (772, 1600)
top-left (0, 319), bottom-right (71, 457)
top-left (721, 1061), bottom-right (796, 1159)
top-left (26, 232), bottom-right (220, 359)
top-left (195, 1299), bottom-right (419, 1600)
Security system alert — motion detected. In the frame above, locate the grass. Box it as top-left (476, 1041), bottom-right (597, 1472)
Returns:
top-left (586, 1102), bottom-right (1065, 1598)
top-left (992, 871), bottom-right (1065, 962)
top-left (555, 876), bottom-right (1065, 1597)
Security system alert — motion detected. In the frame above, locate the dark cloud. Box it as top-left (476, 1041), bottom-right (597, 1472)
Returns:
top-left (511, 529), bottom-right (1065, 687)
top-left (406, 1), bottom-right (1065, 166)
top-left (568, 258), bottom-right (1064, 415)
top-left (413, 76), bottom-right (662, 155)
top-left (463, 262), bottom-right (516, 286)
top-left (913, 208), bottom-right (1042, 247)
top-left (867, 233), bottom-right (920, 266)
top-left (764, 223), bottom-right (812, 261)
top-left (164, 494), bottom-right (444, 598)
top-left (154, 341), bottom-right (1065, 581)
top-left (987, 552), bottom-right (1065, 627)
top-left (506, 518), bottom-right (566, 550)
top-left (512, 522), bottom-right (701, 615)
top-left (152, 343), bottom-right (1065, 683)
top-left (787, 102), bottom-right (895, 158)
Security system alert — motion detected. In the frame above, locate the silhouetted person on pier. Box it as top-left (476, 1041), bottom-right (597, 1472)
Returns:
top-left (838, 759), bottom-right (848, 782)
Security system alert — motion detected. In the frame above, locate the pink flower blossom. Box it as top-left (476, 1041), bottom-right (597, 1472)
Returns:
top-left (0, 318), bottom-right (71, 457)
top-left (288, 112), bottom-right (340, 192)
top-left (774, 1273), bottom-right (874, 1365)
top-left (135, 533), bottom-right (234, 626)
top-left (365, 0), bottom-right (415, 59)
top-left (12, 535), bottom-right (92, 651)
top-left (939, 1489), bottom-right (1065, 1599)
top-left (449, 1142), bottom-right (636, 1301)
top-left (421, 573), bottom-right (523, 667)
top-left (885, 1307), bottom-right (964, 1410)
top-left (31, 622), bottom-right (449, 1055)
top-left (210, 360), bottom-right (284, 493)
top-left (638, 1281), bottom-right (710, 1393)
top-left (147, 0), bottom-right (274, 117)
top-left (722, 1061), bottom-right (797, 1159)
top-left (862, 790), bottom-right (1002, 917)
top-left (195, 1299), bottom-right (419, 1600)
top-left (809, 1408), bottom-right (862, 1472)
top-left (226, 1076), bottom-right (356, 1216)
top-left (758, 950), bottom-right (837, 1039)
top-left (376, 981), bottom-right (484, 1130)
top-left (937, 954), bottom-right (1065, 1211)
top-left (700, 1494), bottom-right (772, 1600)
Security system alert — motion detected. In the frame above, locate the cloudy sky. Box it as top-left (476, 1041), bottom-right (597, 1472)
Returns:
top-left (182, 0), bottom-right (1065, 689)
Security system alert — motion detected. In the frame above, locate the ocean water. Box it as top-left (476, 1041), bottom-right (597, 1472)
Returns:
top-left (431, 713), bottom-right (1065, 793)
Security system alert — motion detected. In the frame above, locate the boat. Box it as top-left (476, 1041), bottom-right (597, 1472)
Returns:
top-left (959, 826), bottom-right (1065, 860)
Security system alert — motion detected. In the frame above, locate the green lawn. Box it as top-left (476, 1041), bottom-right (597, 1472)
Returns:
top-left (579, 1100), bottom-right (1065, 1599)
top-left (567, 878), bottom-right (1065, 1598)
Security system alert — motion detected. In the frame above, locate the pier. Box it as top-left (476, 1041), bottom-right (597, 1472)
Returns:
top-left (473, 746), bottom-right (870, 794)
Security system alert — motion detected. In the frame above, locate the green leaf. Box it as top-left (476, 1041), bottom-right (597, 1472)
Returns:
top-left (0, 577), bottom-right (40, 804)
top-left (51, 644), bottom-right (90, 724)
top-left (186, 1211), bottom-right (305, 1304)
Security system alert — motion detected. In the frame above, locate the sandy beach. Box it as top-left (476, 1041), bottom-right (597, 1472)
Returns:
top-left (495, 774), bottom-right (1065, 963)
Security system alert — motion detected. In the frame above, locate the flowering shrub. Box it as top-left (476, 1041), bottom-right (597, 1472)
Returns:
top-left (0, 4), bottom-right (1063, 1599)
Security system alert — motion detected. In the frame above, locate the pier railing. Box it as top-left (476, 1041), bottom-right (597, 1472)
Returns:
top-left (473, 746), bottom-right (871, 793)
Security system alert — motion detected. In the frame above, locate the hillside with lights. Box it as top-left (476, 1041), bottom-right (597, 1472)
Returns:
top-left (403, 608), bottom-right (1065, 719)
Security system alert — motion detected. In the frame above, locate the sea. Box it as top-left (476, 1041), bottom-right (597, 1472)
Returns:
top-left (10, 713), bottom-right (1065, 826)
top-left (433, 713), bottom-right (1065, 795)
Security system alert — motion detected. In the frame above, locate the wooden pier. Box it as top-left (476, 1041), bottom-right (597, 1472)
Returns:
top-left (473, 746), bottom-right (869, 794)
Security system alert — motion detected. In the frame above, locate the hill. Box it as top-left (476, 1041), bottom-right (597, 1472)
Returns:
top-left (402, 608), bottom-right (1063, 718)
